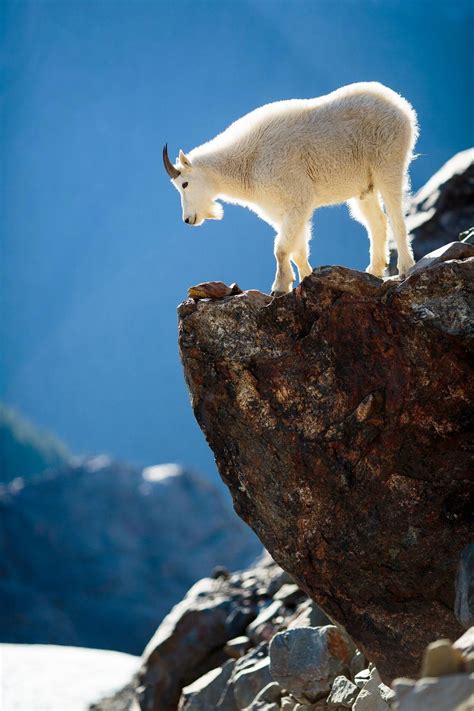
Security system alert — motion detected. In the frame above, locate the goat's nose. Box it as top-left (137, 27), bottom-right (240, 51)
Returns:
top-left (184, 217), bottom-right (190, 224)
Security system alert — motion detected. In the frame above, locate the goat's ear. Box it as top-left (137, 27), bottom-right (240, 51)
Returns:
top-left (179, 150), bottom-right (192, 169)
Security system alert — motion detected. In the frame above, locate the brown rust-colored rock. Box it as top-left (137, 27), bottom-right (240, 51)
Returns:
top-left (178, 253), bottom-right (474, 682)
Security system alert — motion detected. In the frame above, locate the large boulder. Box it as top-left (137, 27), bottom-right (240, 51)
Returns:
top-left (0, 458), bottom-right (260, 654)
top-left (269, 626), bottom-right (353, 702)
top-left (178, 247), bottom-right (474, 681)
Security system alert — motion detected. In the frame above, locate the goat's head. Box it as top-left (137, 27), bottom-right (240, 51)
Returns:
top-left (163, 145), bottom-right (223, 226)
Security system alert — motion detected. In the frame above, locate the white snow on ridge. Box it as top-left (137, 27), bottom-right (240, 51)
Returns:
top-left (0, 644), bottom-right (140, 711)
top-left (142, 463), bottom-right (182, 482)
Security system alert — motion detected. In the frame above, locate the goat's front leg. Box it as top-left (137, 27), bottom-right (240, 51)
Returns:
top-left (271, 210), bottom-right (312, 296)
top-left (271, 241), bottom-right (295, 296)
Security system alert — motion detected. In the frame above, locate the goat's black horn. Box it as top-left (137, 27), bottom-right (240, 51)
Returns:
top-left (162, 143), bottom-right (181, 179)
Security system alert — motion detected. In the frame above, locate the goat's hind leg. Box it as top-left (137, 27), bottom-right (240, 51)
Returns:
top-left (375, 165), bottom-right (415, 276)
top-left (350, 193), bottom-right (389, 278)
top-left (379, 185), bottom-right (415, 276)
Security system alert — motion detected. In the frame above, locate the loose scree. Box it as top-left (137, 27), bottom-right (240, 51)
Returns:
top-left (163, 82), bottom-right (418, 294)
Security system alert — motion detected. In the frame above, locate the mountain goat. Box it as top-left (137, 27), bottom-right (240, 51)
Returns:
top-left (163, 82), bottom-right (418, 295)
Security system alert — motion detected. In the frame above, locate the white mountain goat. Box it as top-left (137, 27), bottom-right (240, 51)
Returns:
top-left (163, 82), bottom-right (418, 295)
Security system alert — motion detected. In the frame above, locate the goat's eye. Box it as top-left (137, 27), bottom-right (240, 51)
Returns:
top-left (182, 182), bottom-right (188, 189)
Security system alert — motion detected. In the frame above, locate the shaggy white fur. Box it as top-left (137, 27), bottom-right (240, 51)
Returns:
top-left (165, 82), bottom-right (419, 294)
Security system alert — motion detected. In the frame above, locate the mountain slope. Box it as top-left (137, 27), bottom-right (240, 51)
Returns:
top-left (0, 458), bottom-right (261, 654)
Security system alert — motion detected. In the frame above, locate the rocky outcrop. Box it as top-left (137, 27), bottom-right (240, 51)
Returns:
top-left (0, 458), bottom-right (260, 654)
top-left (133, 555), bottom-right (290, 711)
top-left (93, 554), bottom-right (474, 711)
top-left (95, 554), bottom-right (370, 711)
top-left (388, 147), bottom-right (474, 271)
top-left (178, 244), bottom-right (474, 681)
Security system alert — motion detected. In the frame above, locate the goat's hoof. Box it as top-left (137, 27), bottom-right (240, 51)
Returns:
top-left (270, 290), bottom-right (286, 298)
top-left (397, 263), bottom-right (416, 278)
top-left (365, 264), bottom-right (385, 278)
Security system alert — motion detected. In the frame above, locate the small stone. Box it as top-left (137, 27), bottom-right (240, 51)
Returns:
top-left (179, 659), bottom-right (235, 710)
top-left (255, 682), bottom-right (283, 702)
top-left (226, 606), bottom-right (256, 632)
top-left (244, 682), bottom-right (284, 710)
top-left (274, 583), bottom-right (306, 606)
top-left (350, 650), bottom-right (366, 679)
top-left (377, 683), bottom-right (396, 705)
top-left (233, 656), bottom-right (272, 709)
top-left (454, 627), bottom-right (474, 657)
top-left (212, 566), bottom-right (230, 579)
top-left (247, 600), bottom-right (283, 643)
top-left (269, 626), bottom-right (352, 702)
top-left (354, 669), bottom-right (371, 688)
top-left (421, 639), bottom-right (465, 677)
top-left (464, 652), bottom-right (474, 673)
top-left (460, 227), bottom-right (474, 244)
top-left (350, 668), bottom-right (393, 710)
top-left (391, 678), bottom-right (415, 697)
top-left (393, 674), bottom-right (474, 711)
top-left (352, 688), bottom-right (389, 710)
top-left (266, 569), bottom-right (294, 596)
top-left (244, 702), bottom-right (279, 711)
top-left (287, 599), bottom-right (331, 629)
top-left (362, 668), bottom-right (382, 694)
top-left (188, 281), bottom-right (242, 300)
top-left (326, 674), bottom-right (359, 707)
top-left (224, 635), bottom-right (252, 659)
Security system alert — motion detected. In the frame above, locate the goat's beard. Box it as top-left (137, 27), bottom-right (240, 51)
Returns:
top-left (206, 201), bottom-right (224, 221)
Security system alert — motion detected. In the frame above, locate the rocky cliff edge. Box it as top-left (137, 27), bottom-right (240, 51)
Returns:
top-left (178, 241), bottom-right (474, 682)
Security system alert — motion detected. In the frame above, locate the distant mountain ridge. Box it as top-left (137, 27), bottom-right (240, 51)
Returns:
top-left (0, 404), bottom-right (71, 482)
top-left (0, 454), bottom-right (261, 654)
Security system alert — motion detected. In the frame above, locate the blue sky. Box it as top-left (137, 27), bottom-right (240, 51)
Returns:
top-left (1, 0), bottom-right (473, 482)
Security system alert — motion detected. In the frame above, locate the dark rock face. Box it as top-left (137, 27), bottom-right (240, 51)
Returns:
top-left (178, 250), bottom-right (474, 681)
top-left (0, 458), bottom-right (260, 654)
top-left (388, 147), bottom-right (474, 271)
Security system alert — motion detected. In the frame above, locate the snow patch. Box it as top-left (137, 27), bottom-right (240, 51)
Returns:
top-left (0, 644), bottom-right (140, 711)
top-left (142, 463), bottom-right (182, 483)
